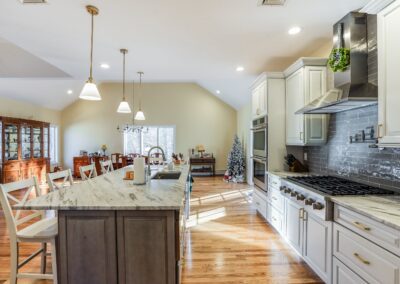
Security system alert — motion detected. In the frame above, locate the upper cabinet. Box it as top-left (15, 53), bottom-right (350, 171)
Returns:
top-left (284, 58), bottom-right (328, 146)
top-left (251, 78), bottom-right (267, 118)
top-left (377, 0), bottom-right (400, 147)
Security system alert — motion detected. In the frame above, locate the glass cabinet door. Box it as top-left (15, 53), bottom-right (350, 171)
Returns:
top-left (21, 125), bottom-right (32, 160)
top-left (33, 127), bottom-right (42, 158)
top-left (4, 124), bottom-right (19, 161)
top-left (43, 126), bottom-right (49, 159)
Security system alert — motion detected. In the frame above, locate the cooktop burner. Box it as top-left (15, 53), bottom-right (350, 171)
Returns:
top-left (287, 176), bottom-right (395, 196)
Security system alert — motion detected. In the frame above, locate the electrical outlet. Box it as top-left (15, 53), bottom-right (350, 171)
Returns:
top-left (304, 152), bottom-right (308, 161)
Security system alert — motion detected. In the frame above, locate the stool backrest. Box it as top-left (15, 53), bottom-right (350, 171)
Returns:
top-left (79, 164), bottom-right (97, 180)
top-left (47, 169), bottom-right (74, 191)
top-left (100, 160), bottom-right (114, 174)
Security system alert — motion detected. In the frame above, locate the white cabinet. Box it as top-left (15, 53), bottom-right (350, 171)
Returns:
top-left (253, 188), bottom-right (268, 220)
top-left (378, 0), bottom-right (400, 147)
top-left (333, 257), bottom-right (367, 284)
top-left (285, 198), bottom-right (303, 255)
top-left (284, 58), bottom-right (328, 146)
top-left (251, 79), bottom-right (267, 118)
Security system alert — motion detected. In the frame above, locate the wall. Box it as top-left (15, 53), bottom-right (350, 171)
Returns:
top-left (61, 83), bottom-right (237, 171)
top-left (236, 102), bottom-right (252, 183)
top-left (306, 105), bottom-right (400, 191)
top-left (0, 96), bottom-right (63, 164)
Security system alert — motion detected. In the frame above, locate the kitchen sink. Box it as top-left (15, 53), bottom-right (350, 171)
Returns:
top-left (151, 172), bottom-right (181, 180)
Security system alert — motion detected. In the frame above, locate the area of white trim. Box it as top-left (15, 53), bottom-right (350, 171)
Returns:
top-left (360, 0), bottom-right (396, 13)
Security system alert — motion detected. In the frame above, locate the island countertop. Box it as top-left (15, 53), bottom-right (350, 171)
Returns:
top-left (15, 165), bottom-right (190, 211)
top-left (331, 195), bottom-right (400, 230)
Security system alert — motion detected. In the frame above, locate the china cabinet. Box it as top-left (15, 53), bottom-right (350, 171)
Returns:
top-left (0, 117), bottom-right (50, 184)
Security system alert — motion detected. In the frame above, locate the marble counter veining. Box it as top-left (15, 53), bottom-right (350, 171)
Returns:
top-left (331, 195), bottom-right (400, 230)
top-left (15, 165), bottom-right (190, 211)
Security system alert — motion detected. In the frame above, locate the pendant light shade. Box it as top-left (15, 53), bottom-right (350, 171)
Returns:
top-left (80, 5), bottom-right (101, 101)
top-left (117, 49), bottom-right (131, 113)
top-left (134, 71), bottom-right (146, 120)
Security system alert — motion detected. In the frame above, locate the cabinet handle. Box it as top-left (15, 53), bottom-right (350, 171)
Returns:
top-left (377, 124), bottom-right (383, 139)
top-left (353, 253), bottom-right (370, 265)
top-left (272, 217), bottom-right (277, 222)
top-left (299, 132), bottom-right (304, 141)
top-left (256, 202), bottom-right (260, 206)
top-left (272, 196), bottom-right (278, 201)
top-left (299, 208), bottom-right (304, 220)
top-left (353, 221), bottom-right (371, 231)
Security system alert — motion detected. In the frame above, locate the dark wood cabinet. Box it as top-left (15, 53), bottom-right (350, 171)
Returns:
top-left (73, 156), bottom-right (91, 178)
top-left (0, 117), bottom-right (50, 184)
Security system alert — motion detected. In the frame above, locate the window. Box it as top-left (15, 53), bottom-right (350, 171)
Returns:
top-left (124, 126), bottom-right (175, 160)
top-left (50, 125), bottom-right (58, 165)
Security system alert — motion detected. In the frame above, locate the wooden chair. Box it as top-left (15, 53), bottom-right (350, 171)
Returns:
top-left (100, 159), bottom-right (114, 174)
top-left (0, 177), bottom-right (58, 284)
top-left (150, 152), bottom-right (164, 165)
top-left (111, 153), bottom-right (122, 169)
top-left (79, 164), bottom-right (98, 180)
top-left (47, 169), bottom-right (74, 191)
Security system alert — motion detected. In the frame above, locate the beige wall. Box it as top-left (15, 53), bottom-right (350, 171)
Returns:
top-left (236, 102), bottom-right (252, 183)
top-left (0, 96), bottom-right (62, 164)
top-left (61, 82), bottom-right (237, 171)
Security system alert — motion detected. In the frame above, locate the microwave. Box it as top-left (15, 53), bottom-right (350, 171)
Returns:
top-left (252, 116), bottom-right (267, 158)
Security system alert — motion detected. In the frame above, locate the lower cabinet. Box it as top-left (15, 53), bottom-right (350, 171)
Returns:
top-left (285, 198), bottom-right (303, 255)
top-left (332, 257), bottom-right (367, 284)
top-left (253, 188), bottom-right (268, 220)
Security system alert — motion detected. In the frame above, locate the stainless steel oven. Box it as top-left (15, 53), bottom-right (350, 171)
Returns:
top-left (252, 156), bottom-right (267, 191)
top-left (252, 116), bottom-right (267, 158)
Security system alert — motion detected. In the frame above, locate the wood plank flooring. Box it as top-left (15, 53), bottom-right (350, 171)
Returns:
top-left (0, 176), bottom-right (323, 283)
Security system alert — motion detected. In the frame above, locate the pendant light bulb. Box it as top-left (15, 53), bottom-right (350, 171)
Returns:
top-left (117, 49), bottom-right (131, 113)
top-left (134, 71), bottom-right (146, 120)
top-left (80, 5), bottom-right (102, 101)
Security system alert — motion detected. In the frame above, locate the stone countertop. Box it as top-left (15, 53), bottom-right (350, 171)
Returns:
top-left (331, 195), bottom-right (400, 231)
top-left (268, 170), bottom-right (310, 178)
top-left (15, 165), bottom-right (190, 211)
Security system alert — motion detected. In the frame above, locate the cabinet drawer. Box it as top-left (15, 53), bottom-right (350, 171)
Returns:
top-left (333, 223), bottom-right (400, 284)
top-left (270, 205), bottom-right (283, 233)
top-left (335, 205), bottom-right (400, 256)
top-left (4, 162), bottom-right (20, 171)
top-left (333, 257), bottom-right (367, 284)
top-left (253, 190), bottom-right (267, 219)
top-left (268, 174), bottom-right (281, 189)
top-left (269, 188), bottom-right (284, 213)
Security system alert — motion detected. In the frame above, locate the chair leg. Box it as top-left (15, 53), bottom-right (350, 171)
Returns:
top-left (9, 242), bottom-right (18, 284)
top-left (40, 242), bottom-right (47, 274)
top-left (50, 238), bottom-right (58, 284)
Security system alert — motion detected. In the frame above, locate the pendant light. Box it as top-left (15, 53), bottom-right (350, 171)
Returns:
top-left (117, 49), bottom-right (131, 113)
top-left (134, 71), bottom-right (146, 121)
top-left (79, 5), bottom-right (101, 101)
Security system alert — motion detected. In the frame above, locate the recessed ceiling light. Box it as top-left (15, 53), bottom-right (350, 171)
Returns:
top-left (67, 89), bottom-right (73, 95)
top-left (288, 26), bottom-right (301, 35)
top-left (236, 66), bottom-right (244, 72)
top-left (100, 63), bottom-right (110, 69)
top-left (216, 90), bottom-right (221, 94)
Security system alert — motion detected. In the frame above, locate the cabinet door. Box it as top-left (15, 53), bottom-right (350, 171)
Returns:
top-left (378, 0), bottom-right (400, 146)
top-left (285, 198), bottom-right (303, 254)
top-left (333, 257), bottom-right (367, 284)
top-left (286, 69), bottom-right (305, 145)
top-left (303, 210), bottom-right (332, 283)
top-left (258, 81), bottom-right (267, 116)
top-left (304, 66), bottom-right (328, 145)
top-left (252, 86), bottom-right (260, 117)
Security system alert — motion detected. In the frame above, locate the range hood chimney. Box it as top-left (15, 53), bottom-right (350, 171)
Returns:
top-left (296, 12), bottom-right (378, 114)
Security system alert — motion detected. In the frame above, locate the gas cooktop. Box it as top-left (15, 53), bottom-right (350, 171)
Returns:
top-left (287, 176), bottom-right (396, 196)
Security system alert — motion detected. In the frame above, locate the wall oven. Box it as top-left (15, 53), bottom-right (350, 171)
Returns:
top-left (252, 116), bottom-right (268, 191)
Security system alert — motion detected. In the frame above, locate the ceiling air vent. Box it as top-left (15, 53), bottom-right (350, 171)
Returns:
top-left (19, 0), bottom-right (47, 4)
top-left (258, 0), bottom-right (286, 5)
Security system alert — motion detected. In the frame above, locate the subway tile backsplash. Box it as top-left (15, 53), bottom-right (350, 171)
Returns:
top-left (305, 105), bottom-right (400, 191)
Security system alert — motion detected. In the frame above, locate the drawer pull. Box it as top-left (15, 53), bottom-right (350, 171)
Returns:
top-left (272, 196), bottom-right (278, 201)
top-left (272, 217), bottom-right (277, 222)
top-left (256, 202), bottom-right (260, 206)
top-left (353, 221), bottom-right (371, 231)
top-left (299, 208), bottom-right (304, 220)
top-left (353, 253), bottom-right (370, 265)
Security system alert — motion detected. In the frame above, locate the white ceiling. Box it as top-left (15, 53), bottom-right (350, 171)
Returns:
top-left (0, 0), bottom-right (370, 110)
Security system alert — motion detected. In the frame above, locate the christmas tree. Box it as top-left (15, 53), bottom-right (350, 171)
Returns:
top-left (225, 135), bottom-right (245, 183)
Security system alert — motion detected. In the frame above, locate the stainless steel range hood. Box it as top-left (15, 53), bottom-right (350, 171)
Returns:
top-left (296, 12), bottom-right (378, 114)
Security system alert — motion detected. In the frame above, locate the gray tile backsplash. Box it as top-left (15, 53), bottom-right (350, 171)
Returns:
top-left (305, 105), bottom-right (400, 191)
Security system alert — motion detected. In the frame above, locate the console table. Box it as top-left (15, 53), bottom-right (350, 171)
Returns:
top-left (189, 157), bottom-right (216, 176)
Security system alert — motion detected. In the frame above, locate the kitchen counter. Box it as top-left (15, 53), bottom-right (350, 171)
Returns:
top-left (268, 170), bottom-right (309, 178)
top-left (331, 195), bottom-right (400, 230)
top-left (16, 165), bottom-right (189, 211)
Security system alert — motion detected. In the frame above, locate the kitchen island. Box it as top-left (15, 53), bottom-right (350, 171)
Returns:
top-left (17, 165), bottom-right (191, 284)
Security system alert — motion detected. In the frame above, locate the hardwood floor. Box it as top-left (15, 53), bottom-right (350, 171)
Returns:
top-left (0, 177), bottom-right (323, 283)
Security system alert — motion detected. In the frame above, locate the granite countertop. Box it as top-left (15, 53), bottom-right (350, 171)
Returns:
top-left (15, 165), bottom-right (190, 211)
top-left (331, 195), bottom-right (400, 230)
top-left (268, 170), bottom-right (310, 178)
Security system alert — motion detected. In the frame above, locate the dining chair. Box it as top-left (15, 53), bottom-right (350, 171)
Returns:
top-left (79, 163), bottom-right (98, 180)
top-left (47, 169), bottom-right (74, 191)
top-left (111, 153), bottom-right (122, 169)
top-left (0, 177), bottom-right (58, 284)
top-left (150, 152), bottom-right (163, 165)
top-left (100, 159), bottom-right (114, 174)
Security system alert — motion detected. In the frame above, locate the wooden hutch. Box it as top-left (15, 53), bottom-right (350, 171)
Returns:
top-left (0, 117), bottom-right (50, 184)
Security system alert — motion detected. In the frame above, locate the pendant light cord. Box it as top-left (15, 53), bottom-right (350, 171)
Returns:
top-left (132, 80), bottom-right (135, 124)
top-left (89, 12), bottom-right (94, 82)
top-left (122, 52), bottom-right (126, 101)
top-left (139, 72), bottom-right (142, 109)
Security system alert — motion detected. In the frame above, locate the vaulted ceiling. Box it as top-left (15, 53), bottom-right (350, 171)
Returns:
top-left (0, 0), bottom-right (369, 110)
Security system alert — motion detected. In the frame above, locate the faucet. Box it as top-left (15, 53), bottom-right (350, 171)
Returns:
top-left (147, 146), bottom-right (166, 176)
